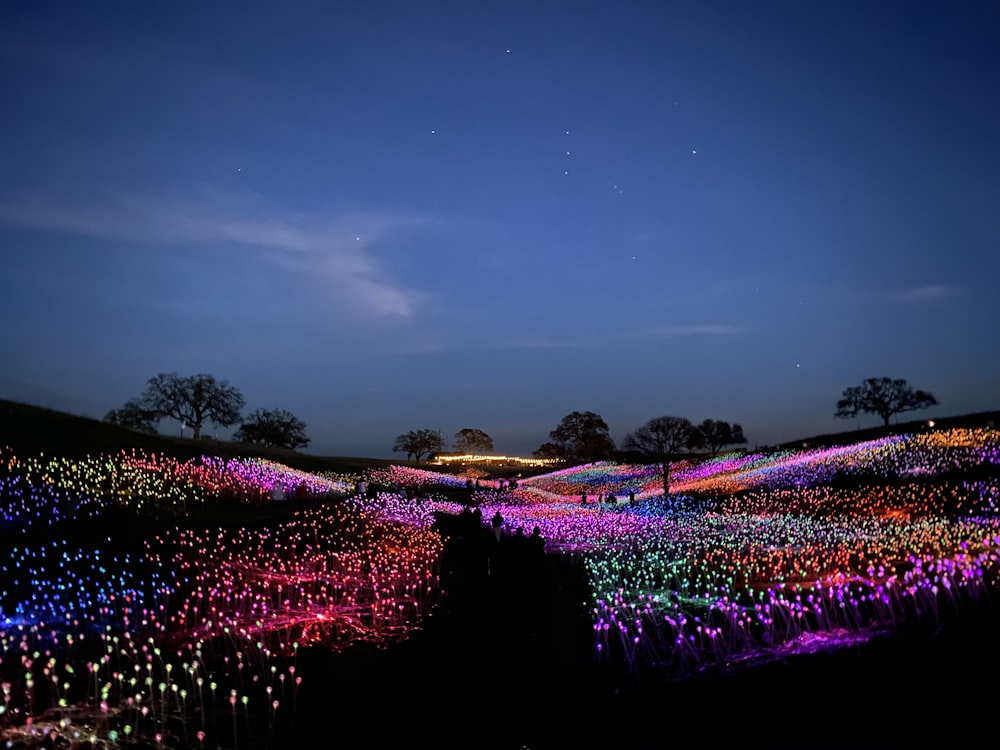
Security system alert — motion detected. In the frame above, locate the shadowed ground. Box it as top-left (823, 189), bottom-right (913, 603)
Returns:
top-left (282, 513), bottom-right (1000, 750)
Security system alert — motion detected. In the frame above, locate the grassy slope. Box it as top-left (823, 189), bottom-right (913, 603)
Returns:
top-left (776, 408), bottom-right (1000, 451)
top-left (0, 398), bottom-right (400, 474)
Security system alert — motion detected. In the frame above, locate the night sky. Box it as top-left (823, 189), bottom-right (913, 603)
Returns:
top-left (2, 1), bottom-right (997, 458)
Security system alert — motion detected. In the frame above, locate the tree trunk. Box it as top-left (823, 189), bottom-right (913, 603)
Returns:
top-left (193, 406), bottom-right (205, 440)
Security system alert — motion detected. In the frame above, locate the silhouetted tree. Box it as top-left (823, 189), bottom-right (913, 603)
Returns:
top-left (104, 398), bottom-right (159, 435)
top-left (453, 428), bottom-right (494, 453)
top-left (393, 428), bottom-right (444, 463)
top-left (234, 408), bottom-right (310, 449)
top-left (623, 415), bottom-right (702, 495)
top-left (835, 377), bottom-right (938, 427)
top-left (124, 372), bottom-right (245, 439)
top-left (532, 442), bottom-right (564, 461)
top-left (535, 410), bottom-right (615, 464)
top-left (697, 419), bottom-right (747, 457)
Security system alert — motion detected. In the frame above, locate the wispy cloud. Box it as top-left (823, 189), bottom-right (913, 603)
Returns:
top-left (0, 190), bottom-right (433, 318)
top-left (486, 337), bottom-right (586, 350)
top-left (638, 324), bottom-right (744, 337)
top-left (482, 324), bottom-right (743, 351)
top-left (892, 285), bottom-right (964, 303)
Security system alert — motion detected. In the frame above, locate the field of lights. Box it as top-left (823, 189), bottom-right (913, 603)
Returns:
top-left (1, 427), bottom-right (998, 747)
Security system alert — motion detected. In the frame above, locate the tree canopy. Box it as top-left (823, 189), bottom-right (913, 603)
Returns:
top-left (104, 398), bottom-right (159, 435)
top-left (453, 428), bottom-right (494, 454)
top-left (623, 415), bottom-right (702, 495)
top-left (124, 372), bottom-right (246, 439)
top-left (234, 408), bottom-right (310, 450)
top-left (835, 377), bottom-right (939, 427)
top-left (534, 410), bottom-right (615, 464)
top-left (697, 419), bottom-right (747, 457)
top-left (393, 429), bottom-right (444, 463)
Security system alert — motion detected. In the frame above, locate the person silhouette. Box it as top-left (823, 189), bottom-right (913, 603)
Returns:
top-left (528, 526), bottom-right (544, 559)
top-left (492, 510), bottom-right (504, 543)
top-left (526, 526), bottom-right (546, 593)
top-left (512, 527), bottom-right (528, 572)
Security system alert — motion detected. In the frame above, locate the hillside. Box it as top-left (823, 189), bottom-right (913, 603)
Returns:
top-left (775, 408), bottom-right (1000, 451)
top-left (5, 397), bottom-right (998, 474)
top-left (0, 398), bottom-right (399, 474)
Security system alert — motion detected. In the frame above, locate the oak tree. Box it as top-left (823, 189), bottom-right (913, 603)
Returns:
top-left (697, 419), bottom-right (747, 457)
top-left (234, 408), bottom-right (310, 450)
top-left (125, 372), bottom-right (246, 439)
top-left (835, 377), bottom-right (938, 427)
top-left (393, 429), bottom-right (445, 463)
top-left (104, 398), bottom-right (159, 435)
top-left (534, 411), bottom-right (615, 464)
top-left (623, 415), bottom-right (702, 495)
top-left (453, 428), bottom-right (494, 453)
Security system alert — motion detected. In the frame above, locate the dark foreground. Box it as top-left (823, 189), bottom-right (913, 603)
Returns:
top-left (3, 507), bottom-right (996, 750)
top-left (279, 515), bottom-right (999, 750)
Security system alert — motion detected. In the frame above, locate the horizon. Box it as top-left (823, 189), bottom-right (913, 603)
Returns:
top-left (3, 386), bottom-right (989, 462)
top-left (2, 2), bottom-right (998, 460)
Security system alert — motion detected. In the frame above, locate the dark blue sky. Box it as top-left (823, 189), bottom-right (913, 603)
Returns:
top-left (2, 1), bottom-right (997, 458)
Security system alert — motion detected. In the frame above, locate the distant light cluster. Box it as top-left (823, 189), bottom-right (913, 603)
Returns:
top-left (433, 453), bottom-right (562, 468)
